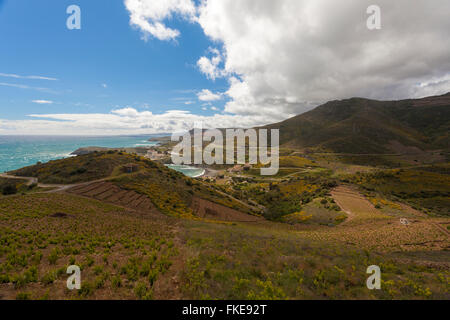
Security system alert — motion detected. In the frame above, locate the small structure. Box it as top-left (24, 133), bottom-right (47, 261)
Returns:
top-left (228, 165), bottom-right (243, 173)
top-left (400, 218), bottom-right (410, 226)
top-left (123, 163), bottom-right (139, 174)
top-left (146, 149), bottom-right (165, 161)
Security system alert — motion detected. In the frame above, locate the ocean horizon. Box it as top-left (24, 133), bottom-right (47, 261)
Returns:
top-left (0, 135), bottom-right (165, 173)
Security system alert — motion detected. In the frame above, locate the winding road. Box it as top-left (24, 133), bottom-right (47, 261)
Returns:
top-left (0, 173), bottom-right (105, 193)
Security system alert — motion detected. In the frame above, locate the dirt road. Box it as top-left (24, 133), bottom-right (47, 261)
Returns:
top-left (0, 173), bottom-right (105, 193)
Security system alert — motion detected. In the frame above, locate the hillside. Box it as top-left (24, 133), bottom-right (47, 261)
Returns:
top-left (8, 151), bottom-right (256, 218)
top-left (262, 92), bottom-right (450, 154)
top-left (1, 140), bottom-right (449, 300)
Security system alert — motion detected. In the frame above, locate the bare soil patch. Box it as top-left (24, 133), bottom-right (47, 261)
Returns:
top-left (331, 185), bottom-right (388, 224)
top-left (66, 182), bottom-right (160, 215)
top-left (191, 197), bottom-right (262, 222)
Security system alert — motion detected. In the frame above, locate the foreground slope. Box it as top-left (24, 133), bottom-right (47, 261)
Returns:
top-left (0, 190), bottom-right (448, 300)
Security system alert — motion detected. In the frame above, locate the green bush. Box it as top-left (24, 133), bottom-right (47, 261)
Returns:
top-left (112, 275), bottom-right (122, 288)
top-left (47, 248), bottom-right (59, 265)
top-left (134, 282), bottom-right (153, 300)
top-left (41, 271), bottom-right (57, 285)
top-left (16, 292), bottom-right (32, 300)
top-left (78, 282), bottom-right (94, 298)
top-left (2, 184), bottom-right (17, 195)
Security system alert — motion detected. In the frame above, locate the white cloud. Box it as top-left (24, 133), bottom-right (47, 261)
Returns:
top-left (195, 0), bottom-right (450, 118)
top-left (0, 107), bottom-right (269, 135)
top-left (4, 1), bottom-right (449, 135)
top-left (196, 48), bottom-right (226, 80)
top-left (126, 0), bottom-right (450, 121)
top-left (124, 0), bottom-right (197, 41)
top-left (0, 73), bottom-right (58, 81)
top-left (32, 100), bottom-right (53, 104)
top-left (210, 106), bottom-right (218, 111)
top-left (197, 89), bottom-right (222, 101)
top-left (101, 83), bottom-right (108, 88)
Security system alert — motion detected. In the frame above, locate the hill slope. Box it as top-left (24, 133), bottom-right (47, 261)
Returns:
top-left (9, 151), bottom-right (256, 218)
top-left (262, 92), bottom-right (450, 153)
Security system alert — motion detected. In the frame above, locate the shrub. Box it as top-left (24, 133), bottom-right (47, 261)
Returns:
top-left (2, 184), bottom-right (17, 195)
top-left (47, 248), bottom-right (59, 265)
top-left (84, 256), bottom-right (94, 268)
top-left (28, 183), bottom-right (38, 190)
top-left (134, 282), bottom-right (153, 300)
top-left (16, 292), bottom-right (32, 300)
top-left (148, 269), bottom-right (158, 286)
top-left (112, 275), bottom-right (122, 288)
top-left (94, 275), bottom-right (106, 289)
top-left (41, 271), bottom-right (57, 285)
top-left (78, 282), bottom-right (94, 298)
top-left (70, 167), bottom-right (87, 176)
top-left (93, 265), bottom-right (104, 275)
top-left (0, 274), bottom-right (10, 283)
top-left (24, 266), bottom-right (38, 283)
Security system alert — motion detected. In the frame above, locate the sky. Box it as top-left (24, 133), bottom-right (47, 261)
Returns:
top-left (0, 0), bottom-right (449, 135)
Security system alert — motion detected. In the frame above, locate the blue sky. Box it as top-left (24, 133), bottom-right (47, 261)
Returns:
top-left (0, 0), bottom-right (227, 121)
top-left (0, 0), bottom-right (448, 135)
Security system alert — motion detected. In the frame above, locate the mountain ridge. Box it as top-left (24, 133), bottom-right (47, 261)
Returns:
top-left (260, 92), bottom-right (450, 153)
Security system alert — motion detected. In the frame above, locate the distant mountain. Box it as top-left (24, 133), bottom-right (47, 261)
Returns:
top-left (261, 92), bottom-right (450, 153)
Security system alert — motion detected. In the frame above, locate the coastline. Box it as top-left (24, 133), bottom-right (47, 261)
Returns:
top-left (165, 164), bottom-right (206, 178)
top-left (0, 135), bottom-right (160, 173)
top-left (192, 169), bottom-right (206, 178)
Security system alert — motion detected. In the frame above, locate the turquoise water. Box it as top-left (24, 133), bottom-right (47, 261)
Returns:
top-left (0, 135), bottom-right (161, 173)
top-left (0, 135), bottom-right (205, 178)
top-left (166, 164), bottom-right (205, 178)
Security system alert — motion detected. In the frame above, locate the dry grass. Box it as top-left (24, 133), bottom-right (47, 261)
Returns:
top-left (0, 193), bottom-right (179, 300)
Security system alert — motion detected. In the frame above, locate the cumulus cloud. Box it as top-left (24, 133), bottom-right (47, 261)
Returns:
top-left (0, 107), bottom-right (269, 135)
top-left (125, 0), bottom-right (450, 119)
top-left (3, 1), bottom-right (450, 135)
top-left (194, 0), bottom-right (450, 118)
top-left (124, 0), bottom-right (197, 41)
top-left (197, 89), bottom-right (222, 101)
top-left (197, 48), bottom-right (227, 80)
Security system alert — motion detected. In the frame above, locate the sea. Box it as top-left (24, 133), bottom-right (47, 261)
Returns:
top-left (0, 135), bottom-right (203, 177)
